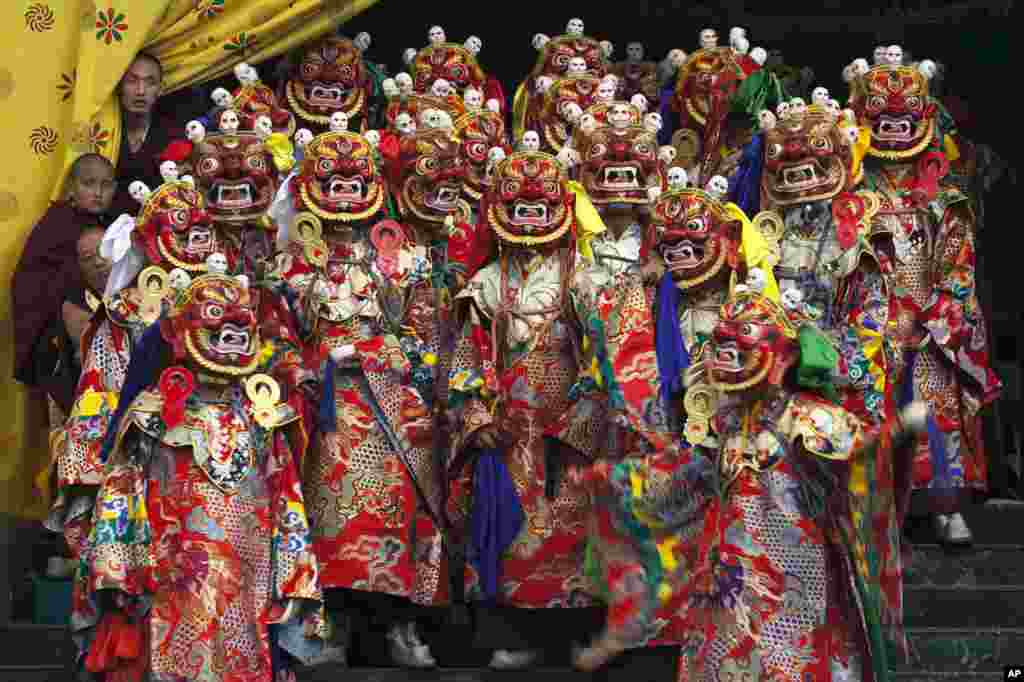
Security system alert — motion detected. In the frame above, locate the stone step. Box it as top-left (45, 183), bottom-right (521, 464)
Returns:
top-left (0, 625), bottom-right (71, 672)
top-left (295, 667), bottom-right (590, 682)
top-left (903, 499), bottom-right (1024, 546)
top-left (889, 674), bottom-right (1006, 681)
top-left (889, 627), bottom-right (1024, 674)
top-left (905, 544), bottom-right (1024, 586)
top-left (904, 584), bottom-right (1024, 628)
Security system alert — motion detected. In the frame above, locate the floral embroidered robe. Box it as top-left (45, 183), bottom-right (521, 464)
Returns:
top-left (45, 290), bottom-right (156, 559)
top-left (268, 228), bottom-right (448, 605)
top-left (79, 385), bottom-right (322, 682)
top-left (771, 201), bottom-right (897, 424)
top-left (592, 388), bottom-right (904, 682)
top-left (575, 268), bottom-right (734, 648)
top-left (447, 249), bottom-right (600, 608)
top-left (862, 162), bottom-right (1001, 497)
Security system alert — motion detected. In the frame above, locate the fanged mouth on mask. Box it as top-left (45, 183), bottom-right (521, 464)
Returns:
top-left (661, 239), bottom-right (706, 270)
top-left (323, 176), bottom-right (370, 202)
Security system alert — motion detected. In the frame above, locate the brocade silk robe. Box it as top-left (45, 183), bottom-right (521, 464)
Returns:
top-left (447, 250), bottom-right (600, 608)
top-left (268, 229), bottom-right (448, 606)
top-left (79, 387), bottom-right (322, 682)
top-left (863, 162), bottom-right (1001, 495)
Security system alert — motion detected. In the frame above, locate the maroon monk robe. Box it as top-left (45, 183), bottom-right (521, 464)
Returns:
top-left (109, 112), bottom-right (184, 217)
top-left (12, 201), bottom-right (102, 387)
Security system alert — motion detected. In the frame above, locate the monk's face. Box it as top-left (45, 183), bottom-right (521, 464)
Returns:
top-left (76, 229), bottom-right (110, 294)
top-left (119, 57), bottom-right (161, 116)
top-left (69, 158), bottom-right (116, 215)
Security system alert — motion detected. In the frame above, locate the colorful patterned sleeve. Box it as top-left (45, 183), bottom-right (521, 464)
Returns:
top-left (447, 302), bottom-right (498, 470)
top-left (919, 200), bottom-right (1001, 404)
top-left (86, 430), bottom-right (156, 598)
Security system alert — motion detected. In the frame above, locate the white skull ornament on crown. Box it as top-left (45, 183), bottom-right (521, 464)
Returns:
top-left (395, 112), bottom-right (417, 136)
top-left (732, 36), bottom-right (750, 56)
top-left (668, 49), bottom-right (688, 68)
top-left (463, 88), bottom-right (484, 110)
top-left (556, 145), bottom-right (579, 168)
top-left (234, 62), bottom-right (257, 86)
top-left (561, 101), bottom-right (583, 123)
top-left (488, 147), bottom-right (507, 166)
top-left (758, 110), bottom-right (777, 130)
top-left (402, 48), bottom-right (418, 66)
top-left (395, 72), bottom-right (414, 96)
top-left (159, 161), bottom-right (179, 184)
top-left (566, 18), bottom-right (584, 36)
top-left (781, 286), bottom-right (805, 311)
top-left (749, 47), bottom-right (767, 66)
top-left (579, 113), bottom-right (597, 134)
top-left (597, 78), bottom-right (617, 103)
top-left (428, 26), bottom-right (446, 46)
top-left (644, 112), bottom-right (663, 134)
top-left (811, 87), bottom-right (830, 106)
top-left (746, 267), bottom-right (767, 294)
top-left (918, 60), bottom-right (937, 80)
top-left (887, 45), bottom-right (903, 65)
top-left (168, 268), bottom-right (192, 293)
top-left (419, 108), bottom-right (445, 130)
top-left (700, 29), bottom-right (718, 50)
top-left (329, 111), bottom-right (349, 132)
top-left (533, 33), bottom-right (550, 51)
top-left (205, 252), bottom-right (228, 276)
top-left (186, 120), bottom-right (206, 143)
top-left (211, 87), bottom-right (233, 108)
top-left (254, 115), bottom-right (274, 138)
top-left (431, 79), bottom-right (454, 98)
top-left (667, 166), bottom-right (688, 190)
top-left (464, 35), bottom-right (482, 56)
top-left (295, 128), bottom-right (314, 148)
top-left (129, 181), bottom-right (151, 204)
top-left (520, 131), bottom-right (541, 152)
top-left (706, 175), bottom-right (728, 199)
top-left (354, 32), bottom-right (372, 52)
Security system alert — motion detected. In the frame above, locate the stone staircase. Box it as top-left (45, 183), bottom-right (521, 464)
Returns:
top-left (2, 502), bottom-right (1021, 681)
top-left (892, 499), bottom-right (1024, 681)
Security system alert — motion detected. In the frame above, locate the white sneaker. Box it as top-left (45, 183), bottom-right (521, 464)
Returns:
top-left (489, 649), bottom-right (540, 670)
top-left (405, 622), bottom-right (437, 666)
top-left (934, 512), bottom-right (973, 545)
top-left (386, 623), bottom-right (436, 669)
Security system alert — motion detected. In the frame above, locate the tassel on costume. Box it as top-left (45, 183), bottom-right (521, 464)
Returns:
top-left (655, 271), bottom-right (690, 408)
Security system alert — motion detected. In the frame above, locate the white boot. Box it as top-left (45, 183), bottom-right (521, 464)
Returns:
top-left (405, 622), bottom-right (437, 667)
top-left (489, 649), bottom-right (540, 670)
top-left (934, 512), bottom-right (972, 545)
top-left (386, 623), bottom-right (435, 668)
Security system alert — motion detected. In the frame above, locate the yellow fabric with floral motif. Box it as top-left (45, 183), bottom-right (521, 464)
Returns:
top-left (0, 0), bottom-right (378, 518)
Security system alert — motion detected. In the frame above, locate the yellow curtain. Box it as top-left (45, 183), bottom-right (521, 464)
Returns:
top-left (0, 0), bottom-right (378, 520)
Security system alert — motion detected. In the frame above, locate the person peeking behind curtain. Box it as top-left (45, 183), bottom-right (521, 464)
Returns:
top-left (12, 153), bottom-right (115, 414)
